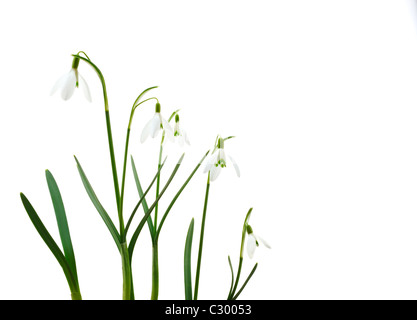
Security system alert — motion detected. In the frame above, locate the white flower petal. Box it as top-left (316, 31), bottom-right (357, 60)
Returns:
top-left (61, 69), bottom-right (77, 100)
top-left (203, 151), bottom-right (218, 173)
top-left (228, 155), bottom-right (240, 177)
top-left (50, 72), bottom-right (70, 96)
top-left (174, 123), bottom-right (190, 147)
top-left (219, 149), bottom-right (226, 165)
top-left (150, 114), bottom-right (162, 138)
top-left (176, 134), bottom-right (185, 147)
top-left (78, 73), bottom-right (92, 102)
top-left (256, 234), bottom-right (271, 249)
top-left (141, 114), bottom-right (160, 143)
top-left (183, 130), bottom-right (191, 145)
top-left (161, 117), bottom-right (174, 142)
top-left (203, 163), bottom-right (213, 174)
top-left (247, 234), bottom-right (257, 259)
top-left (210, 165), bottom-right (222, 181)
top-left (174, 121), bottom-right (180, 134)
top-left (140, 120), bottom-right (153, 143)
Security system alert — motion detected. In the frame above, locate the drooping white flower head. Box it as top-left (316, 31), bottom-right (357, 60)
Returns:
top-left (50, 57), bottom-right (92, 102)
top-left (140, 102), bottom-right (174, 143)
top-left (173, 114), bottom-right (190, 147)
top-left (203, 136), bottom-right (240, 181)
top-left (246, 225), bottom-right (271, 259)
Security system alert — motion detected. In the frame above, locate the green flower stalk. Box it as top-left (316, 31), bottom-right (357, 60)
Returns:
top-left (227, 208), bottom-right (270, 300)
top-left (72, 54), bottom-right (162, 300)
top-left (138, 107), bottom-right (197, 300)
top-left (193, 135), bottom-right (239, 300)
top-left (193, 173), bottom-right (211, 300)
top-left (139, 102), bottom-right (173, 299)
top-left (120, 86), bottom-right (159, 237)
top-left (62, 52), bottom-right (133, 299)
top-left (227, 208), bottom-right (254, 300)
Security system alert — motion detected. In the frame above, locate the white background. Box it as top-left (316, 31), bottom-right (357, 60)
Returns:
top-left (1, 0), bottom-right (417, 300)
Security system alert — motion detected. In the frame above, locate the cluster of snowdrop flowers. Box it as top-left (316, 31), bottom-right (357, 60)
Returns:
top-left (43, 52), bottom-right (271, 301)
top-left (50, 57), bottom-right (92, 102)
top-left (50, 56), bottom-right (264, 259)
top-left (140, 103), bottom-right (191, 148)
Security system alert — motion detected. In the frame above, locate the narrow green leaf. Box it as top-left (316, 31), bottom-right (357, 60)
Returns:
top-left (131, 155), bottom-right (154, 237)
top-left (230, 208), bottom-right (253, 298)
top-left (156, 150), bottom-right (210, 240)
top-left (128, 153), bottom-right (185, 260)
top-left (232, 263), bottom-right (258, 300)
top-left (230, 257), bottom-right (243, 299)
top-left (74, 156), bottom-right (121, 250)
top-left (227, 256), bottom-right (235, 300)
top-left (125, 156), bottom-right (167, 236)
top-left (20, 193), bottom-right (78, 295)
top-left (193, 174), bottom-right (211, 301)
top-left (184, 218), bottom-right (194, 300)
top-left (45, 170), bottom-right (79, 289)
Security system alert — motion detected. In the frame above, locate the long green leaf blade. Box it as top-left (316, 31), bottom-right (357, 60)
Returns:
top-left (74, 156), bottom-right (121, 250)
top-left (156, 150), bottom-right (209, 240)
top-left (131, 155), bottom-right (154, 237)
top-left (45, 170), bottom-right (79, 288)
top-left (128, 153), bottom-right (185, 259)
top-left (20, 193), bottom-right (78, 295)
top-left (232, 263), bottom-right (258, 300)
top-left (125, 156), bottom-right (167, 235)
top-left (184, 218), bottom-right (194, 300)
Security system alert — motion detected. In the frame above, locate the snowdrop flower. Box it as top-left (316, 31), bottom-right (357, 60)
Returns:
top-left (50, 57), bottom-right (92, 102)
top-left (173, 114), bottom-right (190, 146)
top-left (203, 136), bottom-right (240, 181)
top-left (140, 102), bottom-right (174, 143)
top-left (246, 225), bottom-right (271, 259)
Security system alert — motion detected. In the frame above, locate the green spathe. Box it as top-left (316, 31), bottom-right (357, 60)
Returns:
top-left (246, 224), bottom-right (254, 235)
top-left (155, 102), bottom-right (161, 113)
